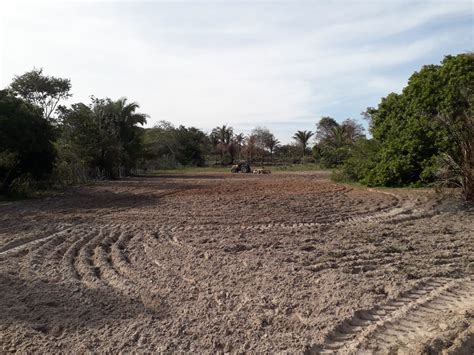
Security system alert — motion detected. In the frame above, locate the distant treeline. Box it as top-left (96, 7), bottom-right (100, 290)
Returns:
top-left (0, 53), bottom-right (472, 200)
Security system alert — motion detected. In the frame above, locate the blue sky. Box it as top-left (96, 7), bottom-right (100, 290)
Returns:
top-left (1, 0), bottom-right (472, 143)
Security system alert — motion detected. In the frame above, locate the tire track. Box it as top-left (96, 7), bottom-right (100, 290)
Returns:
top-left (73, 227), bottom-right (108, 287)
top-left (150, 188), bottom-right (412, 233)
top-left (0, 224), bottom-right (77, 257)
top-left (93, 227), bottom-right (138, 296)
top-left (62, 229), bottom-right (97, 281)
top-left (309, 277), bottom-right (474, 354)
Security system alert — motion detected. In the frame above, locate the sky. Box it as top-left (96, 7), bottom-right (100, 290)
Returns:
top-left (1, 0), bottom-right (472, 143)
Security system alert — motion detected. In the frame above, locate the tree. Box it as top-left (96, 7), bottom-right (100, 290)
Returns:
top-left (59, 96), bottom-right (147, 179)
top-left (143, 121), bottom-right (179, 168)
top-left (250, 127), bottom-right (273, 164)
top-left (0, 90), bottom-right (56, 194)
top-left (434, 54), bottom-right (474, 200)
top-left (111, 97), bottom-right (148, 175)
top-left (275, 144), bottom-right (300, 163)
top-left (264, 134), bottom-right (280, 163)
top-left (10, 68), bottom-right (71, 121)
top-left (242, 134), bottom-right (258, 162)
top-left (234, 133), bottom-right (245, 161)
top-left (315, 117), bottom-right (339, 145)
top-left (315, 117), bottom-right (364, 148)
top-left (174, 126), bottom-right (208, 166)
top-left (210, 125), bottom-right (234, 164)
top-left (292, 130), bottom-right (314, 162)
top-left (358, 53), bottom-right (473, 200)
top-left (143, 122), bottom-right (209, 169)
top-left (314, 117), bottom-right (365, 168)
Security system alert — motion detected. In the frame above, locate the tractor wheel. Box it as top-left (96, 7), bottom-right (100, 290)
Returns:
top-left (241, 165), bottom-right (250, 173)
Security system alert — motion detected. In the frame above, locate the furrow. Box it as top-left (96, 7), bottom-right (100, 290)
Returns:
top-left (310, 277), bottom-right (473, 353)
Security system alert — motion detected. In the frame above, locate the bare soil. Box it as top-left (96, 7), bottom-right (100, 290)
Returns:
top-left (1, 172), bottom-right (473, 353)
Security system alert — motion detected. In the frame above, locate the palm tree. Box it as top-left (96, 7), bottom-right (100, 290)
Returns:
top-left (89, 97), bottom-right (148, 178)
top-left (210, 125), bottom-right (234, 164)
top-left (293, 130), bottom-right (314, 162)
top-left (316, 117), bottom-right (364, 148)
top-left (264, 134), bottom-right (280, 163)
top-left (112, 97), bottom-right (148, 175)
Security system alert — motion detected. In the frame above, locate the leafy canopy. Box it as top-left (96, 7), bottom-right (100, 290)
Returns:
top-left (10, 68), bottom-right (71, 121)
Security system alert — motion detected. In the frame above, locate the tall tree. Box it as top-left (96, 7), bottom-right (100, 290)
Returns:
top-left (59, 96), bottom-right (147, 179)
top-left (314, 117), bottom-right (365, 167)
top-left (315, 117), bottom-right (364, 148)
top-left (243, 134), bottom-right (258, 162)
top-left (112, 97), bottom-right (148, 174)
top-left (210, 125), bottom-right (234, 164)
top-left (292, 130), bottom-right (314, 162)
top-left (264, 134), bottom-right (280, 163)
top-left (10, 68), bottom-right (71, 121)
top-left (434, 54), bottom-right (473, 200)
top-left (251, 127), bottom-right (273, 164)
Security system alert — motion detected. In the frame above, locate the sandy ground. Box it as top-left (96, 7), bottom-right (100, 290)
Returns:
top-left (1, 171), bottom-right (473, 353)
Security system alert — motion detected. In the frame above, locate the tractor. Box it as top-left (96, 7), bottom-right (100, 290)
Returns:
top-left (230, 162), bottom-right (252, 173)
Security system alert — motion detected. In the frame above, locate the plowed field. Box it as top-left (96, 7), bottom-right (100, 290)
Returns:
top-left (1, 172), bottom-right (473, 353)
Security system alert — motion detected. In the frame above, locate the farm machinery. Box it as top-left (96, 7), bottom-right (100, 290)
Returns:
top-left (230, 162), bottom-right (271, 174)
top-left (231, 162), bottom-right (252, 173)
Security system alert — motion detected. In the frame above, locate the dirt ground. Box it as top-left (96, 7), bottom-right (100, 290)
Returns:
top-left (1, 172), bottom-right (473, 353)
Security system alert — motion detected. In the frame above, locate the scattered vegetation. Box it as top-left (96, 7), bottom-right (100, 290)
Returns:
top-left (0, 53), bottom-right (472, 200)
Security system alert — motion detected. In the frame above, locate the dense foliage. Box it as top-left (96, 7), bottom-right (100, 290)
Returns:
top-left (1, 54), bottom-right (472, 200)
top-left (0, 90), bottom-right (57, 194)
top-left (313, 117), bottom-right (365, 168)
top-left (338, 53), bottom-right (473, 200)
top-left (144, 122), bottom-right (209, 169)
top-left (58, 97), bottom-right (147, 180)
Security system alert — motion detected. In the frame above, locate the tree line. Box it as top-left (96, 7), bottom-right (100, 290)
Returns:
top-left (0, 69), bottom-right (148, 194)
top-left (1, 53), bottom-right (472, 200)
top-left (0, 68), bottom-right (324, 195)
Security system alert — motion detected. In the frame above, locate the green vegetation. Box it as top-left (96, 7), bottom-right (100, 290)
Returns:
top-left (313, 117), bottom-right (365, 168)
top-left (58, 97), bottom-right (147, 181)
top-left (1, 53), bottom-right (472, 200)
top-left (10, 68), bottom-right (71, 122)
top-left (336, 53), bottom-right (473, 200)
top-left (293, 130), bottom-right (314, 161)
top-left (149, 163), bottom-right (323, 175)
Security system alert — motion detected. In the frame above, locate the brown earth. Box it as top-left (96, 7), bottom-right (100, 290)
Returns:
top-left (1, 171), bottom-right (473, 353)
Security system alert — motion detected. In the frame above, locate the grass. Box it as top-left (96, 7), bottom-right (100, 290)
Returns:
top-left (271, 163), bottom-right (323, 172)
top-left (147, 166), bottom-right (230, 175)
top-left (147, 163), bottom-right (326, 175)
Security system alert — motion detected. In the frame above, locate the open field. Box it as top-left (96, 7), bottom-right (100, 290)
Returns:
top-left (1, 172), bottom-right (473, 353)
top-left (148, 163), bottom-right (324, 175)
